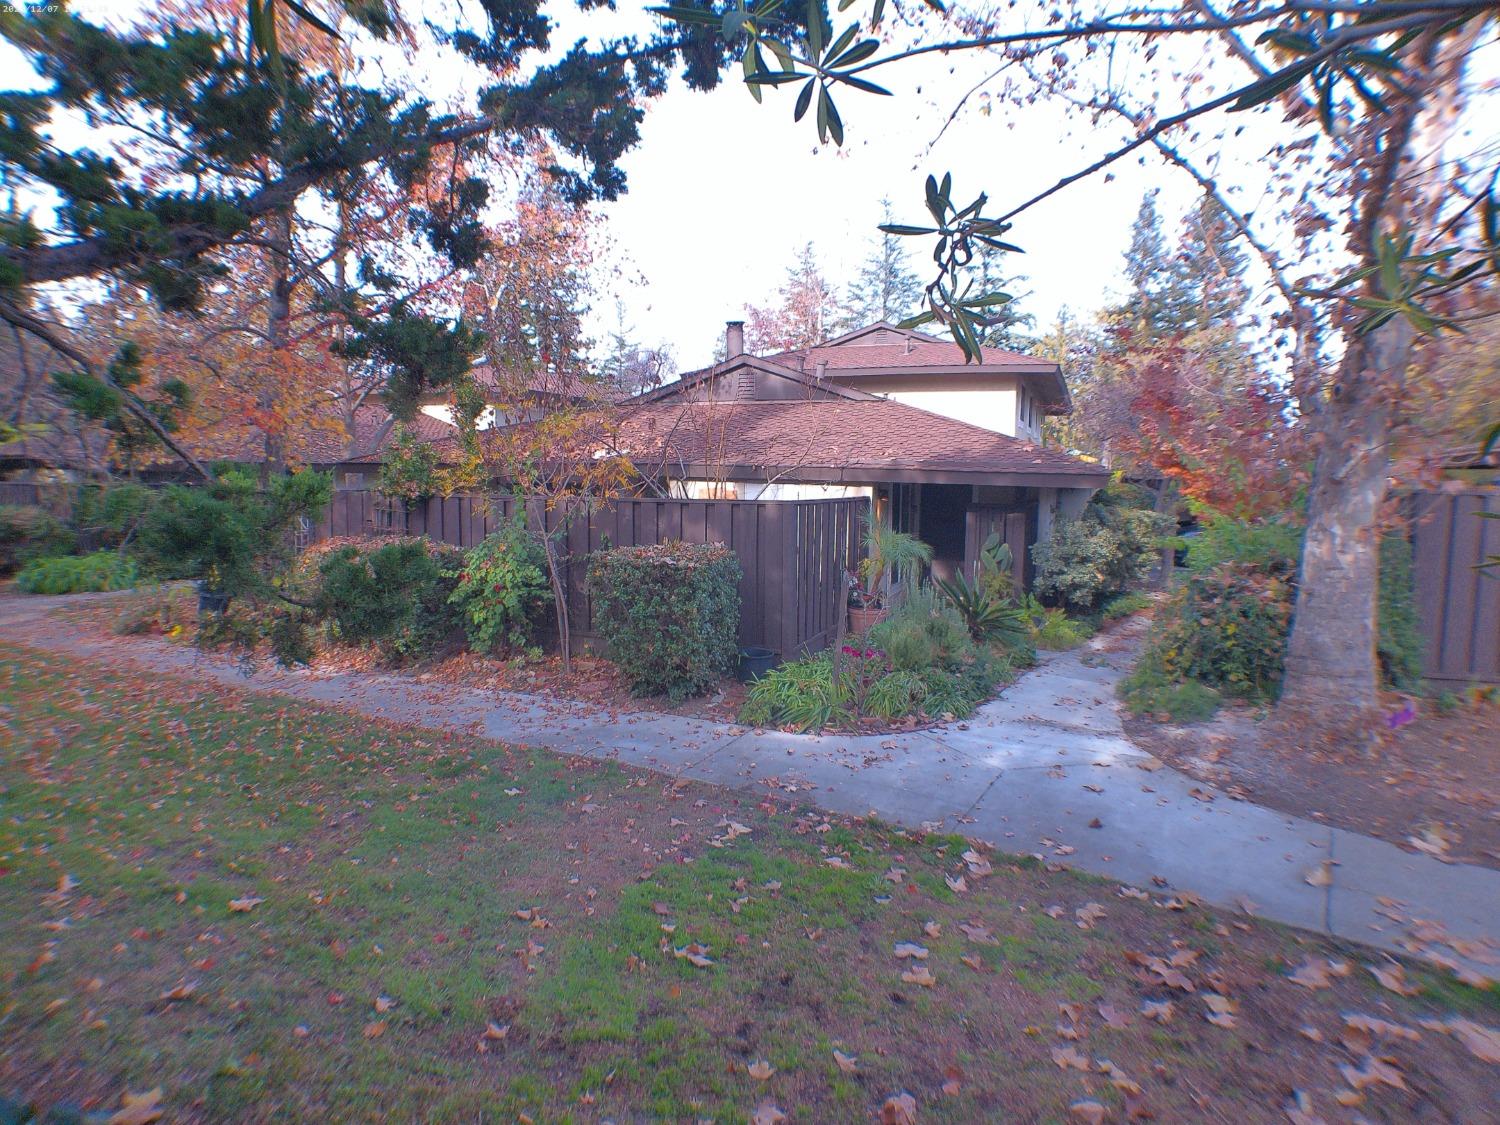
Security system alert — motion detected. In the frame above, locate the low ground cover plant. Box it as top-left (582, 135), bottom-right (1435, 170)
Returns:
top-left (588, 541), bottom-right (742, 700)
top-left (742, 587), bottom-right (1007, 730)
top-left (15, 550), bottom-right (137, 594)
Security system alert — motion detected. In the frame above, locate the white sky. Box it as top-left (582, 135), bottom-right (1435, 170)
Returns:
top-left (11, 2), bottom-right (1494, 375)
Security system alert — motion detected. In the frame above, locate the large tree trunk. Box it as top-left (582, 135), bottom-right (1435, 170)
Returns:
top-left (1279, 318), bottom-right (1412, 717)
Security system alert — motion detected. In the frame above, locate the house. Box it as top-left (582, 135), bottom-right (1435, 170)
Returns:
top-left (609, 321), bottom-right (1107, 586)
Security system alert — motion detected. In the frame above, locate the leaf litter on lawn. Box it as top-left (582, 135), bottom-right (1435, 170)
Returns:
top-left (1, 639), bottom-right (1498, 1123)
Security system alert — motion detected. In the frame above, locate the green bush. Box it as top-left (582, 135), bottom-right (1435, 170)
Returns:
top-left (0, 505), bottom-right (76, 574)
top-left (587, 542), bottom-right (742, 700)
top-left (317, 537), bottom-right (464, 660)
top-left (1151, 564), bottom-right (1293, 700)
top-left (1101, 592), bottom-right (1152, 620)
top-left (1377, 531), bottom-right (1424, 692)
top-left (1031, 498), bottom-right (1172, 613)
top-left (1185, 516), bottom-right (1301, 575)
top-left (447, 518), bottom-right (553, 654)
top-left (16, 550), bottom-right (137, 594)
top-left (72, 482), bottom-right (156, 550)
top-left (1032, 605), bottom-right (1094, 650)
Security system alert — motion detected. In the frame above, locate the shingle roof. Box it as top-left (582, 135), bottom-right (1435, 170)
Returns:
top-left (607, 398), bottom-right (1106, 484)
top-left (770, 337), bottom-right (1055, 373)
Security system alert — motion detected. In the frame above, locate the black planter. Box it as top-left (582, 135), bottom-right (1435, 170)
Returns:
top-left (197, 586), bottom-right (231, 615)
top-left (738, 646), bottom-right (778, 682)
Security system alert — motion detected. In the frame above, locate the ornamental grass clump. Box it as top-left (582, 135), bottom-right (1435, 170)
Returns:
top-left (587, 541), bottom-right (742, 701)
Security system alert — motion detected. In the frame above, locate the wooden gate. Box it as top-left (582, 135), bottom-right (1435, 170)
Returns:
top-left (1410, 488), bottom-right (1500, 685)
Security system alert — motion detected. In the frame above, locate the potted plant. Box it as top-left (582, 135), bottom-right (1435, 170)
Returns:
top-left (847, 512), bottom-right (932, 634)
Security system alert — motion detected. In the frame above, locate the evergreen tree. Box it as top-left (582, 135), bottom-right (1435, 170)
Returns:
top-left (847, 198), bottom-right (924, 326)
top-left (1164, 194), bottom-right (1251, 332)
top-left (1115, 190), bottom-right (1175, 336)
top-left (745, 243), bottom-right (846, 352)
top-left (0, 3), bottom-right (752, 475)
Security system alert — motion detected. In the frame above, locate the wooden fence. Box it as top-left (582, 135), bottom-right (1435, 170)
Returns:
top-left (1409, 488), bottom-right (1500, 685)
top-left (314, 491), bottom-right (867, 658)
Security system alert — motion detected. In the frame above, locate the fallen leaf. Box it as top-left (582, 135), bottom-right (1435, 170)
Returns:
top-left (1448, 1018), bottom-right (1500, 1064)
top-left (1098, 1002), bottom-right (1131, 1029)
top-left (751, 1101), bottom-right (787, 1125)
top-left (893, 941), bottom-right (929, 960)
top-left (922, 920), bottom-right (942, 938)
top-left (747, 1059), bottom-right (774, 1080)
top-left (483, 1021), bottom-right (509, 1041)
top-left (944, 873), bottom-right (968, 894)
top-left (374, 995), bottom-right (395, 1013)
top-left (107, 1087), bottom-right (164, 1125)
top-left (1051, 1045), bottom-right (1090, 1071)
top-left (674, 943), bottom-right (714, 968)
top-left (1140, 999), bottom-right (1174, 1024)
top-left (1303, 861), bottom-right (1334, 887)
top-left (158, 981), bottom-right (196, 1002)
top-left (879, 1092), bottom-right (918, 1125)
top-left (958, 922), bottom-right (996, 944)
top-left (1288, 958), bottom-right (1336, 990)
top-left (900, 965), bottom-right (936, 987)
top-left (833, 1049), bottom-right (858, 1074)
top-left (1339, 1055), bottom-right (1407, 1091)
top-left (363, 1020), bottom-right (386, 1039)
top-left (1069, 1098), bottom-right (1107, 1124)
top-left (228, 896), bottom-right (264, 913)
top-left (1367, 962), bottom-right (1420, 996)
top-left (1075, 902), bottom-right (1106, 930)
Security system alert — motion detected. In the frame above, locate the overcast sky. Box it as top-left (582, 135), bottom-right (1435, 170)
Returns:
top-left (13, 2), bottom-right (1495, 375)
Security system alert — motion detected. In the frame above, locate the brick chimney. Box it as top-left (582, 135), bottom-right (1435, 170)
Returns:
top-left (725, 320), bottom-right (745, 358)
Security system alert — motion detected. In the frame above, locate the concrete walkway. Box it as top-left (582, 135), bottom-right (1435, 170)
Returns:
top-left (4, 592), bottom-right (1497, 977)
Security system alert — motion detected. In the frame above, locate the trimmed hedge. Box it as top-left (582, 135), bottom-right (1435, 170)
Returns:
top-left (587, 542), bottom-right (742, 700)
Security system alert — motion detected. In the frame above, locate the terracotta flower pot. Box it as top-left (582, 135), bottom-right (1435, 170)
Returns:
top-left (848, 604), bottom-right (888, 635)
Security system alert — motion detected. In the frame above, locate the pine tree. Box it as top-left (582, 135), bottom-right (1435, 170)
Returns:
top-left (1115, 190), bottom-right (1175, 336)
top-left (1164, 195), bottom-right (1251, 332)
top-left (848, 199), bottom-right (924, 326)
top-left (745, 243), bottom-right (846, 352)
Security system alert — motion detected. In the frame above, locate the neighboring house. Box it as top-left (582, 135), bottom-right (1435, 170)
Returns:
top-left (417, 358), bottom-right (597, 431)
top-left (610, 321), bottom-right (1107, 585)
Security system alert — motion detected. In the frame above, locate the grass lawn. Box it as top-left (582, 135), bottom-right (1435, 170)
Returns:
top-left (1, 640), bottom-right (1497, 1124)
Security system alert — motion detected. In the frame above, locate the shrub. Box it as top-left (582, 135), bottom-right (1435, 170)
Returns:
top-left (1100, 592), bottom-right (1152, 620)
top-left (743, 586), bottom-right (1005, 730)
top-left (1186, 516), bottom-right (1301, 575)
top-left (1151, 564), bottom-right (1292, 700)
top-left (317, 537), bottom-right (464, 660)
top-left (0, 505), bottom-right (76, 574)
top-left (1032, 605), bottom-right (1094, 650)
top-left (16, 550), bottom-right (137, 594)
top-left (740, 654), bottom-right (846, 730)
top-left (1032, 499), bottom-right (1172, 613)
top-left (587, 542), bottom-right (742, 700)
top-left (1377, 531), bottom-right (1424, 692)
top-left (71, 482), bottom-right (156, 550)
top-left (447, 518), bottom-right (553, 654)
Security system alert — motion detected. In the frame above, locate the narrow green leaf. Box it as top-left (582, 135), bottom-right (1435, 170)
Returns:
top-left (824, 23), bottom-right (858, 65)
top-left (794, 77), bottom-right (815, 122)
top-left (282, 0), bottom-right (341, 38)
top-left (879, 224), bottom-right (937, 236)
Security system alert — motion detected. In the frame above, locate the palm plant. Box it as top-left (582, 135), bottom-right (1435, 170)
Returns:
top-left (851, 510), bottom-right (933, 610)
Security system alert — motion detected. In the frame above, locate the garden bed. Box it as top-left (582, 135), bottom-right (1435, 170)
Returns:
top-left (1125, 695), bottom-right (1500, 871)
